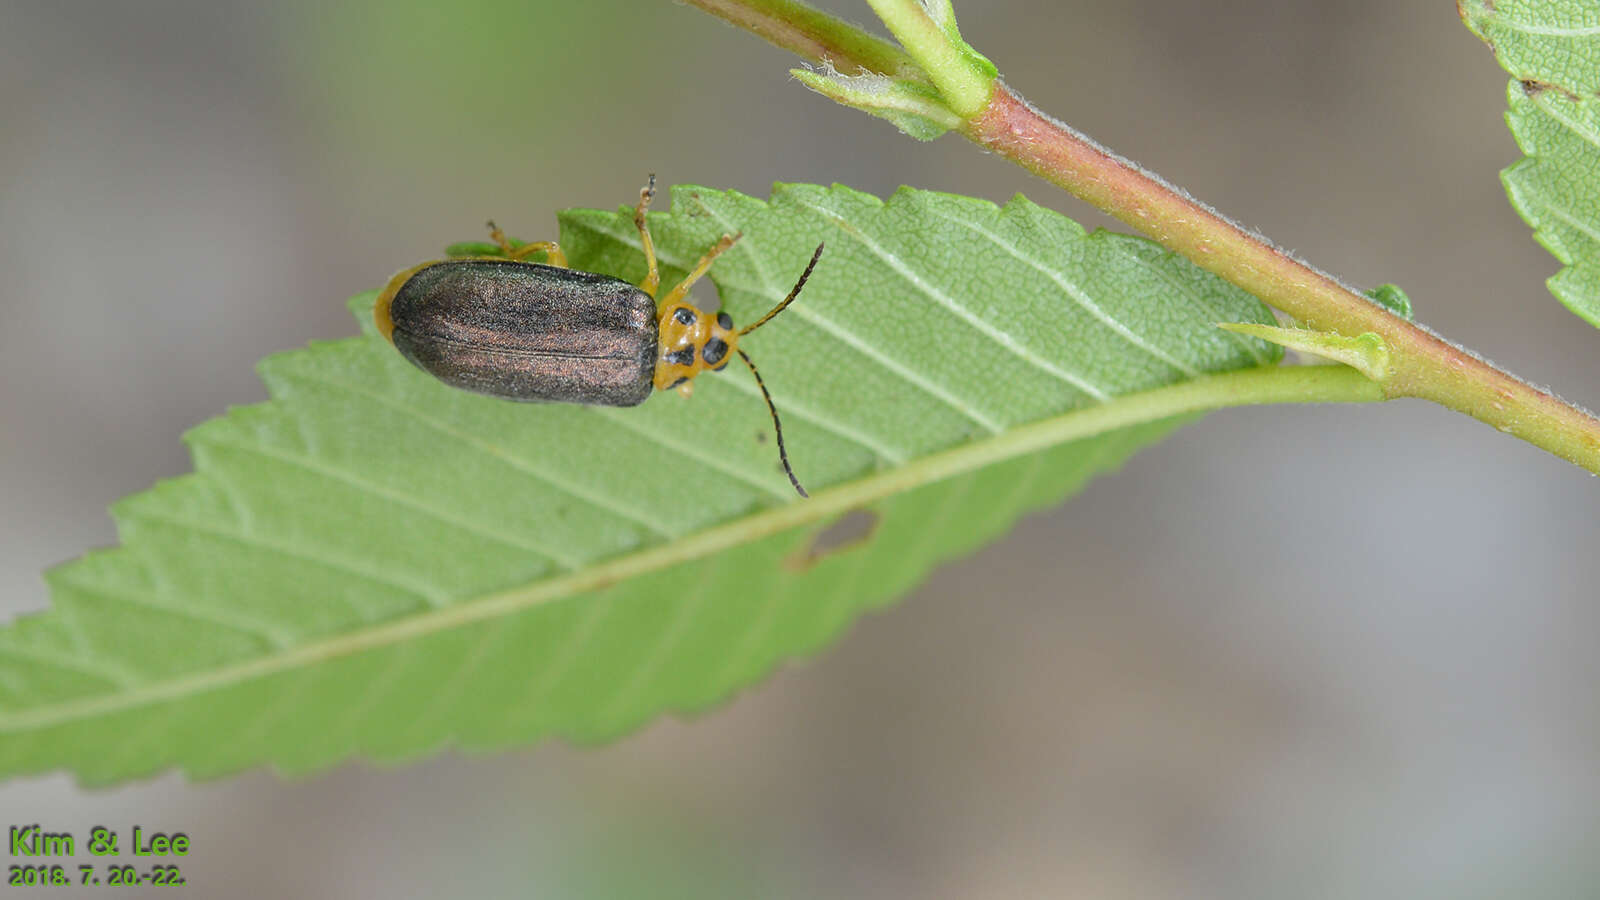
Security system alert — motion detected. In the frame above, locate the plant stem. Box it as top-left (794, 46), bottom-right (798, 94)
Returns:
top-left (678, 0), bottom-right (1600, 474)
top-left (682, 0), bottom-right (918, 76)
top-left (862, 0), bottom-right (990, 115)
top-left (965, 86), bottom-right (1600, 470)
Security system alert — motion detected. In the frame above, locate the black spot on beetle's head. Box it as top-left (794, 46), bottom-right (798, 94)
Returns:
top-left (702, 337), bottom-right (728, 367)
top-left (669, 376), bottom-right (688, 389)
top-left (666, 347), bottom-right (696, 368)
top-left (673, 307), bottom-right (697, 326)
top-left (717, 312), bottom-right (733, 330)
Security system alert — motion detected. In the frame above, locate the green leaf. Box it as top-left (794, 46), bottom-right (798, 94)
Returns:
top-left (792, 67), bottom-right (962, 141)
top-left (1502, 84), bottom-right (1600, 326)
top-left (1461, 1), bottom-right (1600, 95)
top-left (0, 184), bottom-right (1280, 785)
top-left (1461, 1), bottom-right (1600, 325)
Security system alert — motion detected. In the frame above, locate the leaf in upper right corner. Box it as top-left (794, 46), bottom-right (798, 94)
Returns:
top-left (1461, 1), bottom-right (1600, 94)
top-left (1461, 1), bottom-right (1600, 326)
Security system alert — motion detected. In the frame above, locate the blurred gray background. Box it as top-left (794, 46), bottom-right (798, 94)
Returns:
top-left (2, 1), bottom-right (1596, 897)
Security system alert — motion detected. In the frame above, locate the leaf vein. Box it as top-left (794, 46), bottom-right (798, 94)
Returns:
top-left (395, 618), bottom-right (516, 749)
top-left (222, 664), bottom-right (320, 771)
top-left (54, 577), bottom-right (292, 648)
top-left (590, 407), bottom-right (792, 500)
top-left (501, 589), bottom-right (619, 738)
top-left (281, 369), bottom-right (671, 543)
top-left (194, 434), bottom-right (579, 571)
top-left (93, 703), bottom-right (181, 781)
top-left (1112, 239), bottom-right (1270, 366)
top-left (891, 469), bottom-right (977, 588)
top-left (706, 553), bottom-right (799, 692)
top-left (344, 644), bottom-right (421, 757)
top-left (923, 203), bottom-right (1219, 375)
top-left (1534, 93), bottom-right (1600, 155)
top-left (811, 197), bottom-right (1124, 397)
top-left (594, 553), bottom-right (720, 728)
top-left (0, 644), bottom-right (130, 690)
top-left (1537, 202), bottom-right (1600, 249)
top-left (120, 508), bottom-right (443, 603)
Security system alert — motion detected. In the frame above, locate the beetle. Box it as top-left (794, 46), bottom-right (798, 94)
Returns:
top-left (373, 176), bottom-right (822, 497)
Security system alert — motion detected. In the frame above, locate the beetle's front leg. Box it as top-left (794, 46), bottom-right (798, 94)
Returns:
top-left (658, 233), bottom-right (741, 310)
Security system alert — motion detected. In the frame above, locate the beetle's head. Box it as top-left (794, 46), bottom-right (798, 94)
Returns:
top-left (654, 304), bottom-right (736, 394)
top-left (647, 243), bottom-right (823, 498)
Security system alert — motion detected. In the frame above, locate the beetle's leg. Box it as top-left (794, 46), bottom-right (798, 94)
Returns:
top-left (634, 175), bottom-right (660, 298)
top-left (486, 221), bottom-right (568, 267)
top-left (508, 242), bottom-right (567, 266)
top-left (658, 233), bottom-right (741, 309)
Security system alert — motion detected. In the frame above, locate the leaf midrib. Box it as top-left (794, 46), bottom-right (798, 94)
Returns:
top-left (0, 366), bottom-right (1376, 736)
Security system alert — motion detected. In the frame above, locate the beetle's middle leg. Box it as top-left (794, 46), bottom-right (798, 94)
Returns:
top-left (634, 175), bottom-right (661, 298)
top-left (485, 221), bottom-right (568, 268)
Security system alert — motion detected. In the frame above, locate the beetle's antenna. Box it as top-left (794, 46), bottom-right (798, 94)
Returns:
top-left (738, 243), bottom-right (824, 337)
top-left (738, 348), bottom-right (807, 498)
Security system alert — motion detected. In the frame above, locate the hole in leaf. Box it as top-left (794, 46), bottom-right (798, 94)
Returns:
top-left (786, 508), bottom-right (881, 571)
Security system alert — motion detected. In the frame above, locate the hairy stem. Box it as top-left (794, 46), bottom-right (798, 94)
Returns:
top-left (862, 0), bottom-right (990, 114)
top-left (677, 0), bottom-right (1600, 474)
top-left (967, 86), bottom-right (1600, 470)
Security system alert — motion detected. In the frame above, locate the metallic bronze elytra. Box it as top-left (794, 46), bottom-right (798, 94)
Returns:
top-left (384, 260), bottom-right (658, 406)
top-left (373, 176), bottom-right (823, 497)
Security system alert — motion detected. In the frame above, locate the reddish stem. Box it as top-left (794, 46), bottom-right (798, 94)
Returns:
top-left (967, 84), bottom-right (1600, 471)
